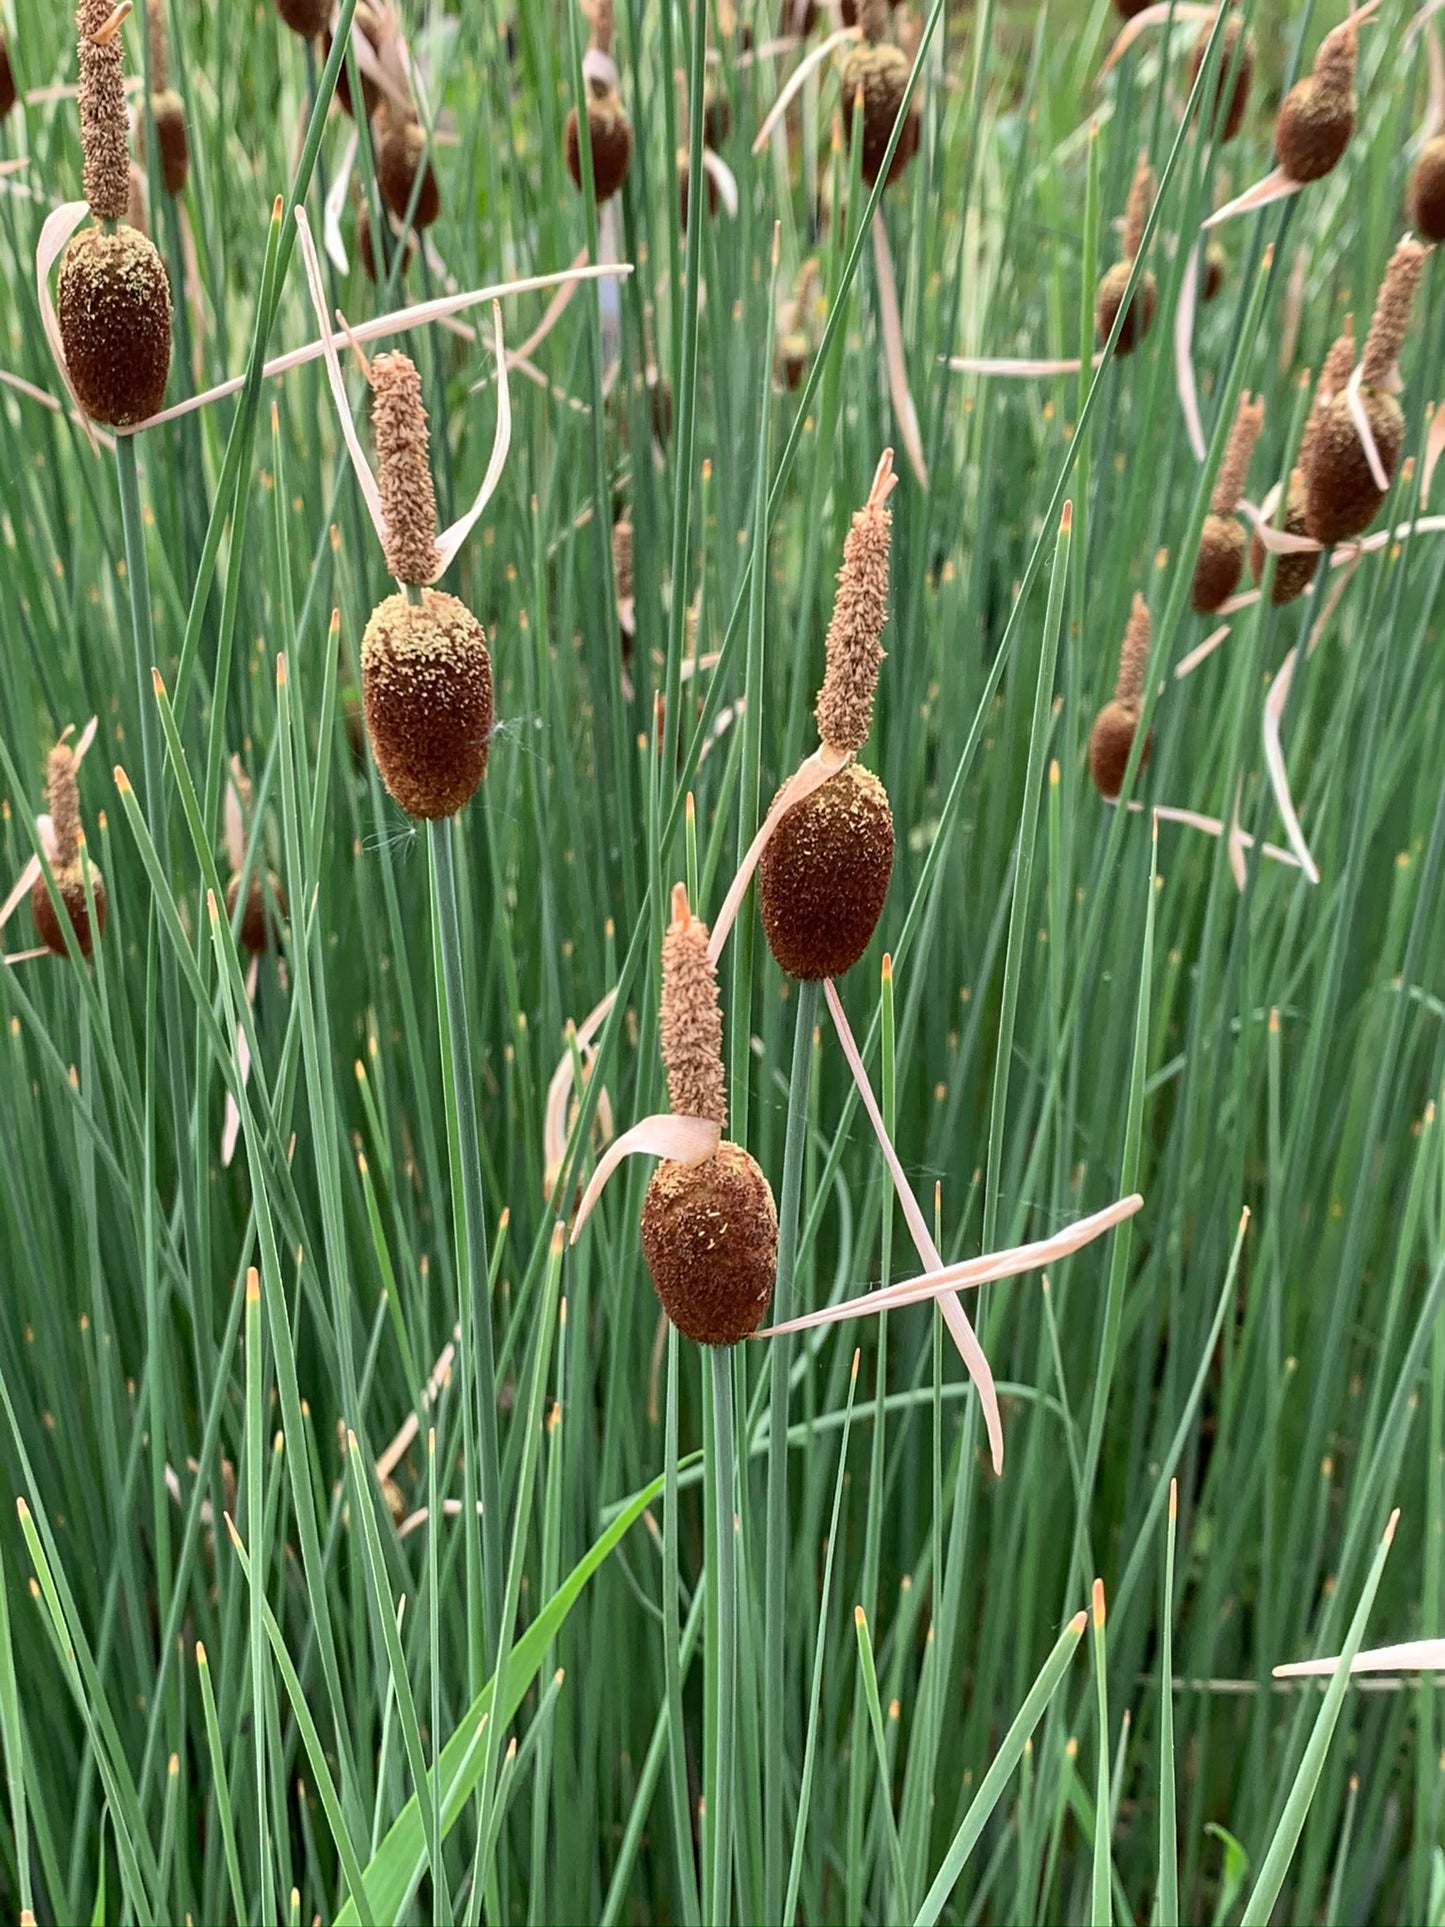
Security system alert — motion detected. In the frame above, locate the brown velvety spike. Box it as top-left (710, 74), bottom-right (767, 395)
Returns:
top-left (1095, 259), bottom-right (1157, 355)
top-left (0, 33), bottom-right (15, 120)
top-left (378, 120), bottom-right (440, 230)
top-left (840, 43), bottom-right (920, 188)
top-left (1088, 704), bottom-right (1151, 801)
top-left (641, 1144), bottom-right (779, 1346)
top-left (326, 3), bottom-right (382, 118)
top-left (1188, 16), bottom-right (1253, 143)
top-left (1410, 136), bottom-right (1445, 244)
top-left (151, 92), bottom-right (189, 196)
top-left (564, 93), bottom-right (634, 203)
top-left (759, 763), bottom-right (894, 981)
top-left (225, 871), bottom-right (286, 954)
top-left (1302, 388), bottom-right (1405, 544)
top-left (31, 865), bottom-right (106, 960)
top-left (1191, 514), bottom-right (1246, 614)
top-left (274, 0), bottom-right (330, 39)
top-left (1275, 24), bottom-right (1355, 183)
top-left (361, 590), bottom-right (493, 819)
top-left (58, 224), bottom-right (172, 427)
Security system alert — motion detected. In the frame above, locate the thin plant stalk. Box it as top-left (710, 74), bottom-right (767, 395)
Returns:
top-left (709, 1343), bottom-right (738, 1927)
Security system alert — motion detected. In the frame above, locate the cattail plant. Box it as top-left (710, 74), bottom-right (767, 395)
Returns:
top-left (1187, 9), bottom-right (1252, 141)
top-left (564, 0), bottom-right (633, 204)
top-left (140, 0), bottom-right (187, 197)
top-left (0, 722), bottom-right (103, 966)
top-left (841, 0), bottom-right (921, 189)
top-left (377, 108), bottom-right (440, 231)
top-left (1096, 155), bottom-right (1157, 355)
top-left (1410, 136), bottom-right (1445, 243)
top-left (1203, 240), bottom-right (1227, 302)
top-left (273, 0), bottom-right (330, 41)
top-left (1248, 334), bottom-right (1355, 602)
top-left (1275, 13), bottom-right (1361, 184)
top-left (1192, 392), bottom-right (1263, 613)
top-left (1089, 592), bottom-right (1152, 800)
top-left (1303, 237), bottom-right (1427, 543)
top-left (0, 27), bottom-right (15, 119)
top-left (53, 0), bottom-right (172, 428)
top-left (757, 453), bottom-right (897, 981)
top-left (327, 0), bottom-right (384, 119)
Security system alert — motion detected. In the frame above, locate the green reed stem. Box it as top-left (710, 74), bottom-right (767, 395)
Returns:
top-left (764, 975), bottom-right (819, 1921)
top-left (429, 814), bottom-right (503, 1683)
top-left (709, 1343), bottom-right (738, 1927)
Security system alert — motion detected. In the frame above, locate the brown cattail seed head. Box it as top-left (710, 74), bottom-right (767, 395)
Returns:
top-left (378, 119), bottom-right (440, 231)
top-left (0, 33), bottom-right (15, 119)
top-left (1410, 136), bottom-right (1445, 244)
top-left (1299, 323), bottom-right (1356, 474)
top-left (1088, 704), bottom-right (1152, 800)
top-left (274, 0), bottom-right (330, 39)
top-left (777, 330), bottom-right (810, 389)
top-left (841, 44), bottom-right (921, 188)
top-left (1275, 22), bottom-right (1355, 183)
top-left (149, 94), bottom-right (189, 196)
top-left (1113, 0), bottom-right (1152, 14)
top-left (1250, 468), bottom-right (1319, 604)
top-left (612, 515), bottom-right (633, 604)
top-left (1210, 392), bottom-right (1264, 515)
top-left (704, 85), bottom-right (731, 149)
top-left (565, 92), bottom-right (634, 202)
top-left (856, 0), bottom-right (890, 41)
top-left (641, 1144), bottom-right (778, 1347)
top-left (361, 589), bottom-right (493, 818)
top-left (1122, 156), bottom-right (1156, 260)
top-left (759, 763), bottom-right (894, 980)
top-left (77, 0), bottom-right (130, 222)
top-left (660, 886), bottom-right (727, 1130)
top-left (32, 746), bottom-right (105, 959)
top-left (327, 3), bottom-right (382, 118)
top-left (225, 871), bottom-right (287, 954)
top-left (1302, 387), bottom-right (1404, 543)
top-left (371, 351), bottom-right (440, 586)
top-left (58, 224), bottom-right (172, 427)
top-left (1203, 242), bottom-right (1227, 303)
top-left (1360, 237), bottom-right (1427, 389)
top-left (357, 201), bottom-right (415, 283)
top-left (1191, 515), bottom-right (1246, 614)
top-left (815, 463), bottom-right (893, 757)
top-left (1095, 259), bottom-right (1156, 355)
top-left (1188, 15), bottom-right (1253, 143)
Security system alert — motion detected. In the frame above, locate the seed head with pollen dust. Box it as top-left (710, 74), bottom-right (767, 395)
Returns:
top-left (815, 450), bottom-right (896, 757)
top-left (1304, 239), bottom-right (1426, 544)
top-left (1096, 156), bottom-right (1157, 355)
top-left (1089, 592), bottom-right (1153, 800)
top-left (659, 885), bottom-right (727, 1131)
top-left (59, 0), bottom-right (173, 427)
top-left (31, 744), bottom-right (107, 960)
top-left (1192, 392), bottom-right (1264, 615)
top-left (1275, 18), bottom-right (1357, 183)
top-left (371, 351), bottom-right (441, 587)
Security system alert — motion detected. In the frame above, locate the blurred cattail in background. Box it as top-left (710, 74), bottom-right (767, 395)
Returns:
top-left (1188, 10), bottom-right (1253, 143)
top-left (141, 0), bottom-right (188, 196)
top-left (31, 741), bottom-right (106, 960)
top-left (1192, 392), bottom-right (1264, 613)
top-left (1096, 155), bottom-right (1157, 354)
top-left (841, 0), bottom-right (921, 188)
top-left (1089, 592), bottom-right (1153, 799)
top-left (273, 0), bottom-right (330, 42)
top-left (1275, 15), bottom-right (1359, 183)
top-left (565, 0), bottom-right (633, 202)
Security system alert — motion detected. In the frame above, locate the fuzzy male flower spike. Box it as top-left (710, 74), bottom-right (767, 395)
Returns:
top-left (143, 0), bottom-right (188, 196)
top-left (1192, 392), bottom-right (1264, 613)
top-left (659, 887), bottom-right (727, 1131)
top-left (1275, 13), bottom-right (1359, 184)
top-left (55, 0), bottom-right (172, 428)
top-left (1187, 10), bottom-right (1253, 143)
top-left (565, 0), bottom-right (633, 203)
top-left (1304, 238), bottom-right (1428, 544)
top-left (1089, 592), bottom-right (1153, 799)
top-left (31, 742), bottom-right (106, 959)
top-left (1096, 155), bottom-right (1157, 355)
top-left (757, 453), bottom-right (898, 982)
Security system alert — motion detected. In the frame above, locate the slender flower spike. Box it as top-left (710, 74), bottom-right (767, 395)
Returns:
top-left (0, 721), bottom-right (104, 965)
top-left (1192, 392), bottom-right (1264, 612)
top-left (1187, 11), bottom-right (1253, 142)
top-left (54, 0), bottom-right (173, 427)
top-left (142, 0), bottom-right (188, 197)
top-left (1096, 156), bottom-right (1157, 355)
top-left (1089, 592), bottom-right (1153, 799)
top-left (1304, 238), bottom-right (1427, 543)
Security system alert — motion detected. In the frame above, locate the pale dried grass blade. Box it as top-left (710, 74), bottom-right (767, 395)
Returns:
top-left (323, 124), bottom-right (359, 276)
top-left (1262, 647), bottom-right (1320, 885)
top-left (507, 248), bottom-right (588, 363)
top-left (823, 978), bottom-right (1002, 1471)
top-left (871, 213), bottom-right (927, 489)
top-left (1174, 622), bottom-right (1231, 680)
top-left (1203, 167), bottom-right (1301, 229)
top-left (543, 987), bottom-right (618, 1188)
top-left (1097, 2), bottom-right (1214, 79)
top-left (0, 858), bottom-right (42, 935)
top-left (1238, 496), bottom-right (1322, 555)
top-left (1226, 782), bottom-right (1248, 892)
top-left (221, 957), bottom-right (260, 1169)
top-left (1346, 363), bottom-right (1391, 494)
top-left (224, 764), bottom-right (247, 875)
top-left (751, 25), bottom-right (860, 154)
top-left (706, 749), bottom-right (845, 964)
top-left (569, 1113), bottom-right (721, 1244)
top-left (1126, 802), bottom-right (1304, 871)
top-left (945, 353), bottom-right (1094, 376)
top-left (1274, 1637), bottom-right (1445, 1679)
top-left (433, 302), bottom-right (510, 578)
top-left (1175, 240), bottom-right (1206, 462)
top-left (702, 149), bottom-right (740, 218)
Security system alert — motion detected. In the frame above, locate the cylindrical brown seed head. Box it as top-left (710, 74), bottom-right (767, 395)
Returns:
top-left (327, 2), bottom-right (382, 118)
top-left (1122, 154), bottom-right (1156, 260)
top-left (612, 515), bottom-right (633, 604)
top-left (564, 91), bottom-right (634, 202)
top-left (1210, 392), bottom-right (1264, 515)
top-left (150, 92), bottom-right (189, 196)
top-left (1095, 259), bottom-right (1157, 355)
top-left (1188, 15), bottom-right (1253, 143)
top-left (1361, 236), bottom-right (1427, 389)
top-left (704, 85), bottom-right (731, 149)
top-left (48, 745), bottom-right (81, 870)
top-left (1275, 23), bottom-right (1355, 183)
top-left (31, 862), bottom-right (106, 960)
top-left (1088, 704), bottom-right (1152, 801)
top-left (1113, 0), bottom-right (1152, 14)
top-left (58, 224), bottom-right (172, 427)
top-left (146, 0), bottom-right (168, 92)
top-left (659, 885), bottom-right (727, 1130)
top-left (1191, 514), bottom-right (1246, 614)
top-left (0, 32), bottom-right (15, 120)
top-left (371, 351), bottom-right (440, 586)
top-left (361, 589), bottom-right (493, 818)
top-left (1302, 387), bottom-right (1405, 544)
top-left (1250, 468), bottom-right (1319, 604)
top-left (641, 1144), bottom-right (778, 1346)
top-left (378, 119), bottom-right (440, 230)
top-left (815, 460), bottom-right (893, 757)
top-left (1203, 242), bottom-right (1227, 303)
top-left (1299, 323), bottom-right (1357, 474)
top-left (840, 43), bottom-right (920, 188)
top-left (274, 0), bottom-right (330, 39)
top-left (225, 870), bottom-right (287, 954)
top-left (1410, 136), bottom-right (1445, 244)
top-left (78, 0), bottom-right (130, 222)
top-left (856, 0), bottom-right (889, 42)
top-left (357, 200), bottom-right (415, 283)
top-left (1114, 591), bottom-right (1150, 710)
top-left (759, 762), bottom-right (894, 981)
